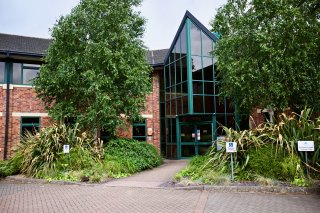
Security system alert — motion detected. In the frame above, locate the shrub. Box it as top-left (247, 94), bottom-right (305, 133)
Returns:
top-left (11, 123), bottom-right (99, 178)
top-left (105, 138), bottom-right (163, 172)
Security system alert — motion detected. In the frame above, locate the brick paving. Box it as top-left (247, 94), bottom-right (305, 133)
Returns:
top-left (0, 180), bottom-right (319, 213)
top-left (104, 160), bottom-right (188, 188)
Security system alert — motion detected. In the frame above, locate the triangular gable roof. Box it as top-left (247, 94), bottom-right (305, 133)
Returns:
top-left (164, 11), bottom-right (218, 65)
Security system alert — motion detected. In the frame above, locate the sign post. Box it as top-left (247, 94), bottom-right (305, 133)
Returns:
top-left (63, 144), bottom-right (70, 166)
top-left (226, 142), bottom-right (237, 181)
top-left (298, 141), bottom-right (314, 177)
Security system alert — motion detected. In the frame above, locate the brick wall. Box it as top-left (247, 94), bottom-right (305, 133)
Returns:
top-left (0, 86), bottom-right (51, 160)
top-left (116, 69), bottom-right (161, 152)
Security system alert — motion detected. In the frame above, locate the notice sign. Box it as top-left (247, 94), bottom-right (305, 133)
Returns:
top-left (226, 142), bottom-right (237, 153)
top-left (298, 141), bottom-right (314, 152)
top-left (63, 144), bottom-right (70, 153)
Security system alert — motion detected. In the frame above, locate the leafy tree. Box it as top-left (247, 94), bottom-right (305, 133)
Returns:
top-left (211, 0), bottom-right (320, 113)
top-left (34, 0), bottom-right (151, 133)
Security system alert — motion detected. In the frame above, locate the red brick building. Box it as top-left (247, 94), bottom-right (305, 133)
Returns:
top-left (0, 11), bottom-right (265, 160)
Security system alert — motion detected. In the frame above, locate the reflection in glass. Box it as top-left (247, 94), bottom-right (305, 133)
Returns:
top-left (190, 22), bottom-right (201, 56)
top-left (12, 63), bottom-right (22, 84)
top-left (0, 62), bottom-right (4, 83)
top-left (180, 24), bottom-right (187, 56)
top-left (175, 36), bottom-right (181, 60)
top-left (191, 56), bottom-right (202, 71)
top-left (202, 32), bottom-right (213, 57)
top-left (23, 69), bottom-right (39, 84)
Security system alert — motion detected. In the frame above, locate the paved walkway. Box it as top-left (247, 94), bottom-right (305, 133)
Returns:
top-left (0, 180), bottom-right (319, 213)
top-left (1, 160), bottom-right (320, 212)
top-left (103, 160), bottom-right (188, 188)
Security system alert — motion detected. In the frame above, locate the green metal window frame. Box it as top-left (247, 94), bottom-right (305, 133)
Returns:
top-left (20, 117), bottom-right (41, 139)
top-left (162, 16), bottom-right (242, 159)
top-left (132, 119), bottom-right (146, 141)
top-left (11, 63), bottom-right (40, 85)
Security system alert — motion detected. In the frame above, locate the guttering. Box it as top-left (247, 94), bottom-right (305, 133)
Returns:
top-left (4, 52), bottom-right (10, 160)
top-left (0, 49), bottom-right (44, 58)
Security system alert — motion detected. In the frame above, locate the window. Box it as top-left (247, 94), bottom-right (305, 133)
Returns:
top-left (21, 117), bottom-right (40, 138)
top-left (12, 63), bottom-right (40, 85)
top-left (0, 62), bottom-right (4, 83)
top-left (132, 120), bottom-right (146, 141)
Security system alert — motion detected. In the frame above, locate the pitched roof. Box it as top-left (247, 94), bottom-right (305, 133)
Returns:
top-left (146, 49), bottom-right (169, 66)
top-left (0, 33), bottom-right (51, 56)
top-left (0, 33), bottom-right (168, 65)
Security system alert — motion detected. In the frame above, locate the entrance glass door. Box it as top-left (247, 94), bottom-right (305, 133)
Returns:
top-left (180, 123), bottom-right (213, 158)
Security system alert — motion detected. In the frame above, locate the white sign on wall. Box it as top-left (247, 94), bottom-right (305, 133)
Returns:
top-left (63, 144), bottom-right (70, 153)
top-left (226, 142), bottom-right (237, 153)
top-left (298, 141), bottom-right (314, 152)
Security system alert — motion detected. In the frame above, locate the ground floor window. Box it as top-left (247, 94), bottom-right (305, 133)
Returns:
top-left (132, 120), bottom-right (146, 141)
top-left (21, 117), bottom-right (40, 138)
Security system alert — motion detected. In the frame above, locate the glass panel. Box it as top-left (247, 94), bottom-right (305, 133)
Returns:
top-left (170, 63), bottom-right (175, 87)
top-left (204, 82), bottom-right (214, 94)
top-left (133, 125), bottom-right (145, 136)
top-left (181, 57), bottom-right (188, 81)
top-left (193, 96), bottom-right (204, 113)
top-left (198, 145), bottom-right (211, 155)
top-left (23, 69), bottom-right (39, 84)
top-left (171, 118), bottom-right (176, 144)
top-left (203, 57), bottom-right (214, 81)
top-left (193, 81), bottom-right (203, 94)
top-left (216, 115), bottom-right (226, 136)
top-left (22, 117), bottom-right (40, 124)
top-left (181, 125), bottom-right (194, 142)
top-left (12, 63), bottom-right (22, 84)
top-left (171, 96), bottom-right (177, 115)
top-left (181, 82), bottom-right (188, 95)
top-left (160, 103), bottom-right (165, 117)
top-left (190, 22), bottom-right (201, 56)
top-left (191, 56), bottom-right (202, 80)
top-left (166, 144), bottom-right (177, 159)
top-left (159, 70), bottom-right (164, 91)
top-left (165, 65), bottom-right (170, 88)
top-left (197, 124), bottom-right (212, 142)
top-left (22, 126), bottom-right (39, 136)
top-left (202, 32), bottom-right (213, 57)
top-left (175, 36), bottom-right (181, 60)
top-left (205, 96), bottom-right (214, 113)
top-left (0, 62), bottom-right (4, 83)
top-left (177, 98), bottom-right (182, 114)
top-left (180, 24), bottom-right (187, 56)
top-left (181, 145), bottom-right (195, 158)
top-left (176, 83), bottom-right (181, 98)
top-left (182, 96), bottom-right (188, 114)
top-left (176, 60), bottom-right (181, 84)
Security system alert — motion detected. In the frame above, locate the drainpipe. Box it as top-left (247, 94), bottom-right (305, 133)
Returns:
top-left (4, 53), bottom-right (10, 160)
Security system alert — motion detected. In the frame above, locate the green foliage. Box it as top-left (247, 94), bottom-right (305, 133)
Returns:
top-left (177, 109), bottom-right (320, 184)
top-left (16, 123), bottom-right (98, 178)
top-left (34, 0), bottom-right (151, 132)
top-left (105, 138), bottom-right (163, 172)
top-left (211, 0), bottom-right (320, 112)
top-left (2, 125), bottom-right (162, 182)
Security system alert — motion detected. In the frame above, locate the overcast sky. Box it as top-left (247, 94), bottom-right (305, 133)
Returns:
top-left (0, 0), bottom-right (227, 50)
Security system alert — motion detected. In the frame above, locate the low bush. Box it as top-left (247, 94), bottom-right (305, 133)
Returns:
top-left (1, 124), bottom-right (162, 182)
top-left (176, 108), bottom-right (319, 185)
top-left (105, 138), bottom-right (163, 172)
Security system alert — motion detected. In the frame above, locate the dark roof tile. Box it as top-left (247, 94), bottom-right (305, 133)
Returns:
top-left (0, 33), bottom-right (168, 64)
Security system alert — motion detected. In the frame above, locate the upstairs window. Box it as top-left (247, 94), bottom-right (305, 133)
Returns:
top-left (0, 62), bottom-right (4, 84)
top-left (21, 117), bottom-right (40, 138)
top-left (12, 63), bottom-right (40, 85)
top-left (132, 120), bottom-right (146, 142)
